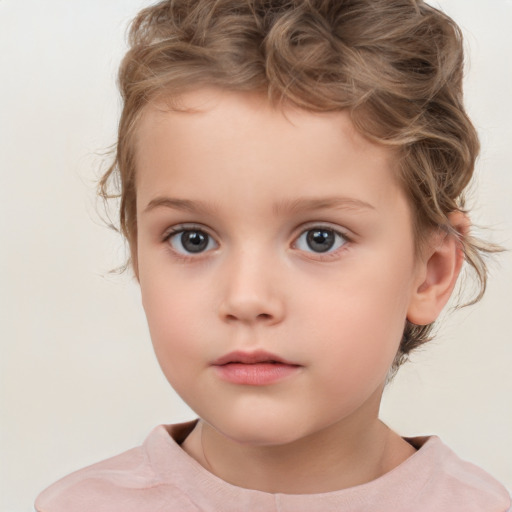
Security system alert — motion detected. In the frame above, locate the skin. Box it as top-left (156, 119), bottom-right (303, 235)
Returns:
top-left (134, 88), bottom-right (463, 494)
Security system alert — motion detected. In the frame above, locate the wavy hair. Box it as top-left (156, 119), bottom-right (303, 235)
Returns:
top-left (100, 0), bottom-right (498, 374)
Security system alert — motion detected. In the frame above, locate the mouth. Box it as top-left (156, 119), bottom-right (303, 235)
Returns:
top-left (211, 349), bottom-right (299, 366)
top-left (211, 350), bottom-right (302, 386)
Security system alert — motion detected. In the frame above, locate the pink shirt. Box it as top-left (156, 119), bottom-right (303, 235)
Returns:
top-left (36, 420), bottom-right (511, 511)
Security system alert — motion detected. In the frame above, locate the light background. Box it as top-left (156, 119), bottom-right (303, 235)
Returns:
top-left (0, 1), bottom-right (511, 510)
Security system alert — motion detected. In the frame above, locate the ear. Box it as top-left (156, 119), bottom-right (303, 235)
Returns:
top-left (407, 212), bottom-right (468, 326)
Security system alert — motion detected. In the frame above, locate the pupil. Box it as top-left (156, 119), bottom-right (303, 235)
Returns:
top-left (182, 231), bottom-right (208, 253)
top-left (307, 230), bottom-right (334, 253)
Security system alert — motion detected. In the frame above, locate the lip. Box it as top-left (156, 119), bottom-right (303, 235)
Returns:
top-left (211, 350), bottom-right (302, 386)
top-left (212, 349), bottom-right (298, 366)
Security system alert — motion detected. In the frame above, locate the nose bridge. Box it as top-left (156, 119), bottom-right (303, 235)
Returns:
top-left (218, 241), bottom-right (285, 325)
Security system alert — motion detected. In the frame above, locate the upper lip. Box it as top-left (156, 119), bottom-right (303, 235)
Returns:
top-left (211, 350), bottom-right (300, 366)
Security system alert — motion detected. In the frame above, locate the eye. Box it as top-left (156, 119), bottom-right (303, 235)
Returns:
top-left (165, 228), bottom-right (218, 255)
top-left (294, 227), bottom-right (348, 254)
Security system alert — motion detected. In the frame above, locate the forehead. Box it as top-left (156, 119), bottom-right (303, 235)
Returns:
top-left (133, 88), bottom-right (405, 220)
top-left (135, 89), bottom-right (391, 165)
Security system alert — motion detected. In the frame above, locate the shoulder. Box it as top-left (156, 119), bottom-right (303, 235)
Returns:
top-left (35, 424), bottom-right (201, 512)
top-left (404, 436), bottom-right (511, 511)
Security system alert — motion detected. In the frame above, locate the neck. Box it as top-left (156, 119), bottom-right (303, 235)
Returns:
top-left (181, 400), bottom-right (416, 494)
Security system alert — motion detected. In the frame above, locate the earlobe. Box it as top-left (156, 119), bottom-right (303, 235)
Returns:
top-left (407, 212), bottom-right (468, 326)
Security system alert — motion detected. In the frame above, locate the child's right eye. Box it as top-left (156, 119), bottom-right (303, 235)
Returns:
top-left (165, 228), bottom-right (218, 256)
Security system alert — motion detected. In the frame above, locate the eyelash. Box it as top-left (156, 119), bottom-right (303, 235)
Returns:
top-left (162, 224), bottom-right (217, 262)
top-left (162, 223), bottom-right (352, 262)
top-left (293, 226), bottom-right (350, 260)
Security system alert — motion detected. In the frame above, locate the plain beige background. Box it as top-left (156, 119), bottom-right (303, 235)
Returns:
top-left (1, 1), bottom-right (511, 510)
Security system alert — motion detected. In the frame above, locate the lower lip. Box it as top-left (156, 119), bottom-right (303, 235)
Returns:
top-left (213, 363), bottom-right (301, 386)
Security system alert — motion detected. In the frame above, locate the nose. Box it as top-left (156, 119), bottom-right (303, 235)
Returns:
top-left (218, 250), bottom-right (285, 326)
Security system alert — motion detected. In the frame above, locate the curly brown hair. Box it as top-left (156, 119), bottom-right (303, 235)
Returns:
top-left (100, 0), bottom-right (497, 375)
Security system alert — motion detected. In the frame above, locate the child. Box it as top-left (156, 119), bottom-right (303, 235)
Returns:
top-left (35, 0), bottom-right (511, 510)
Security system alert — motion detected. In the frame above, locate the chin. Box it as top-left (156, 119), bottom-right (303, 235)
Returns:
top-left (224, 429), bottom-right (303, 448)
top-left (207, 412), bottom-right (313, 448)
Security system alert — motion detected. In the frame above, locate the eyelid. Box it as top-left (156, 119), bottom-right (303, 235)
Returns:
top-left (294, 222), bottom-right (353, 241)
top-left (162, 223), bottom-right (215, 241)
top-left (292, 223), bottom-right (352, 259)
top-left (162, 223), bottom-right (219, 261)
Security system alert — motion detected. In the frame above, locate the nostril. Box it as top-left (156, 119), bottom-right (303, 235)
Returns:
top-left (219, 296), bottom-right (285, 324)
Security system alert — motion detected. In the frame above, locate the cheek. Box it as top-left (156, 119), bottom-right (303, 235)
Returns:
top-left (143, 298), bottom-right (203, 402)
top-left (140, 272), bottom-right (205, 370)
top-left (303, 260), bottom-right (413, 378)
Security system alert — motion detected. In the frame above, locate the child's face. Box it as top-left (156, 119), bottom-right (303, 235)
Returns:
top-left (135, 89), bottom-right (424, 446)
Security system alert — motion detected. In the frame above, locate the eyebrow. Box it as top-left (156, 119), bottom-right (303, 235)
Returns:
top-left (144, 197), bottom-right (215, 215)
top-left (272, 196), bottom-right (375, 216)
top-left (143, 196), bottom-right (376, 216)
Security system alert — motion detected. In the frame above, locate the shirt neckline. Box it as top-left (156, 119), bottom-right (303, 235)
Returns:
top-left (144, 420), bottom-right (441, 510)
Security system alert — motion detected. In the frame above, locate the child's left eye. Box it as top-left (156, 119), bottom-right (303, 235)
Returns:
top-left (294, 227), bottom-right (348, 254)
